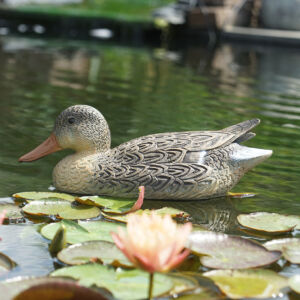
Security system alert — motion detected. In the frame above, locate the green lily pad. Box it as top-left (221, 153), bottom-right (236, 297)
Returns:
top-left (57, 240), bottom-right (132, 268)
top-left (289, 275), bottom-right (300, 293)
top-left (41, 220), bottom-right (123, 244)
top-left (176, 290), bottom-right (220, 300)
top-left (103, 207), bottom-right (189, 223)
top-left (77, 196), bottom-right (134, 211)
top-left (48, 224), bottom-right (67, 256)
top-left (227, 192), bottom-right (255, 198)
top-left (188, 231), bottom-right (281, 269)
top-left (166, 274), bottom-right (198, 296)
top-left (22, 199), bottom-right (101, 220)
top-left (264, 238), bottom-right (300, 264)
top-left (13, 192), bottom-right (76, 202)
top-left (0, 204), bottom-right (23, 221)
top-left (51, 264), bottom-right (173, 300)
top-left (204, 269), bottom-right (288, 299)
top-left (77, 195), bottom-right (131, 208)
top-left (237, 212), bottom-right (300, 233)
top-left (76, 187), bottom-right (144, 214)
top-left (0, 252), bottom-right (17, 275)
top-left (0, 277), bottom-right (112, 300)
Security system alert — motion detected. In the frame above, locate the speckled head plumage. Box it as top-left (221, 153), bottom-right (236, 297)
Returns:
top-left (54, 105), bottom-right (111, 152)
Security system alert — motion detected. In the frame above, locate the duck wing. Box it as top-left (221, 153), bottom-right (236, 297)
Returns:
top-left (112, 119), bottom-right (260, 165)
top-left (96, 119), bottom-right (259, 198)
top-left (95, 162), bottom-right (212, 199)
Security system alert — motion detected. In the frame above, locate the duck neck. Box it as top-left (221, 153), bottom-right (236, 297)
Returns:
top-left (73, 134), bottom-right (111, 153)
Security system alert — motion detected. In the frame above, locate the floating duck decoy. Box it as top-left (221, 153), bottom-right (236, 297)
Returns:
top-left (19, 105), bottom-right (272, 200)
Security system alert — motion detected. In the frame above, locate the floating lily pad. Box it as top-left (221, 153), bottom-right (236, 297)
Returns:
top-left (0, 204), bottom-right (23, 221)
top-left (167, 274), bottom-right (198, 296)
top-left (176, 290), bottom-right (220, 300)
top-left (227, 192), bottom-right (255, 198)
top-left (41, 220), bottom-right (123, 244)
top-left (237, 212), bottom-right (300, 233)
top-left (103, 207), bottom-right (189, 223)
top-left (77, 195), bottom-right (134, 210)
top-left (57, 241), bottom-right (132, 267)
top-left (0, 277), bottom-right (112, 300)
top-left (76, 187), bottom-right (144, 214)
top-left (289, 275), bottom-right (300, 293)
top-left (264, 238), bottom-right (300, 264)
top-left (192, 225), bottom-right (210, 232)
top-left (204, 269), bottom-right (288, 299)
top-left (0, 252), bottom-right (17, 275)
top-left (13, 192), bottom-right (76, 202)
top-left (51, 264), bottom-right (173, 300)
top-left (188, 231), bottom-right (280, 269)
top-left (22, 199), bottom-right (101, 220)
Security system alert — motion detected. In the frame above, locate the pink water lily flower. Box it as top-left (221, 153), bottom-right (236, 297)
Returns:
top-left (111, 212), bottom-right (192, 273)
top-left (0, 211), bottom-right (5, 241)
top-left (0, 211), bottom-right (5, 225)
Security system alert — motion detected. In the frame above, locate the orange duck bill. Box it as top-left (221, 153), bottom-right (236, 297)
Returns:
top-left (19, 133), bottom-right (62, 162)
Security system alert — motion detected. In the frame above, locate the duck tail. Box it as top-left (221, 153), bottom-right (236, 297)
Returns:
top-left (222, 119), bottom-right (260, 134)
top-left (221, 119), bottom-right (260, 144)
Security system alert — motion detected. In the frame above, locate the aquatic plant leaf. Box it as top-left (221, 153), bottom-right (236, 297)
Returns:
top-left (77, 190), bottom-right (144, 215)
top-left (166, 274), bottom-right (198, 296)
top-left (41, 220), bottom-right (123, 244)
top-left (77, 195), bottom-right (133, 209)
top-left (57, 240), bottom-right (132, 267)
top-left (48, 224), bottom-right (67, 256)
top-left (192, 224), bottom-right (210, 232)
top-left (0, 277), bottom-right (112, 300)
top-left (176, 290), bottom-right (220, 300)
top-left (289, 275), bottom-right (300, 293)
top-left (264, 238), bottom-right (300, 263)
top-left (102, 186), bottom-right (144, 214)
top-left (13, 191), bottom-right (75, 202)
top-left (22, 199), bottom-right (101, 220)
top-left (51, 264), bottom-right (173, 300)
top-left (0, 204), bottom-right (23, 221)
top-left (204, 269), bottom-right (288, 299)
top-left (227, 192), bottom-right (255, 198)
top-left (0, 252), bottom-right (17, 275)
top-left (188, 231), bottom-right (280, 269)
top-left (103, 207), bottom-right (189, 223)
top-left (237, 212), bottom-right (300, 233)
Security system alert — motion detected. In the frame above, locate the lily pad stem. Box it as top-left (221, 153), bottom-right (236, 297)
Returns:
top-left (148, 272), bottom-right (154, 300)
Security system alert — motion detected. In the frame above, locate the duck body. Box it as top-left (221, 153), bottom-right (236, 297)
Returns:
top-left (19, 105), bottom-right (272, 200)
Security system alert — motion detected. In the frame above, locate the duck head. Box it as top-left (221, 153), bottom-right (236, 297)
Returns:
top-left (19, 105), bottom-right (111, 162)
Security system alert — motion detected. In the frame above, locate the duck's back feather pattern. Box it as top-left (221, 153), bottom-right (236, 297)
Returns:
top-left (111, 118), bottom-right (260, 165)
top-left (92, 120), bottom-right (260, 199)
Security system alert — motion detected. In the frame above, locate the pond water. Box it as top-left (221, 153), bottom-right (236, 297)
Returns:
top-left (0, 36), bottom-right (299, 289)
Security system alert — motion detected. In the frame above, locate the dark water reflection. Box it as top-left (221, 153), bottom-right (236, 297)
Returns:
top-left (0, 36), bottom-right (300, 281)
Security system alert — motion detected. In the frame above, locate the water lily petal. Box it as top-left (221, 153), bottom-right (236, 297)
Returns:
top-left (0, 211), bottom-right (5, 225)
top-left (164, 248), bottom-right (190, 272)
top-left (111, 212), bottom-right (192, 273)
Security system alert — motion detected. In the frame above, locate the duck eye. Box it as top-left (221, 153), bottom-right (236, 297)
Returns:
top-left (68, 117), bottom-right (75, 124)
